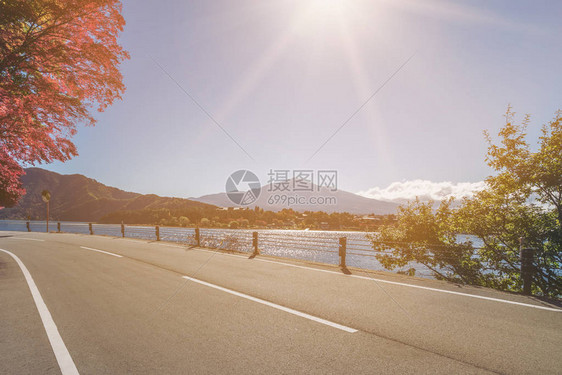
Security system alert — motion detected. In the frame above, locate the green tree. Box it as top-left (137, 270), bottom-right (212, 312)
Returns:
top-left (178, 216), bottom-right (190, 227)
top-left (459, 108), bottom-right (561, 296)
top-left (367, 198), bottom-right (484, 282)
top-left (167, 216), bottom-right (179, 227)
top-left (370, 108), bottom-right (562, 297)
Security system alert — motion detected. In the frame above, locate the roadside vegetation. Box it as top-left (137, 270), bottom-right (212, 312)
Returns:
top-left (0, 0), bottom-right (128, 207)
top-left (369, 108), bottom-right (562, 298)
top-left (99, 206), bottom-right (396, 232)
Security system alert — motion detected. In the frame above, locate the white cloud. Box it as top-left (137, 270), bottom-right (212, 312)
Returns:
top-left (357, 180), bottom-right (486, 203)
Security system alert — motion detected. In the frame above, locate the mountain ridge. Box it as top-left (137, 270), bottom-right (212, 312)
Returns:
top-left (191, 179), bottom-right (398, 215)
top-left (0, 168), bottom-right (398, 221)
top-left (0, 168), bottom-right (215, 221)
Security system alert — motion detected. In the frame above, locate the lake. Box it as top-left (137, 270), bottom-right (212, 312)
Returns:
top-left (1, 220), bottom-right (484, 279)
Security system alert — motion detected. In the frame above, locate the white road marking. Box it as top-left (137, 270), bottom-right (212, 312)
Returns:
top-left (251, 258), bottom-right (562, 312)
top-left (15, 231), bottom-right (558, 312)
top-left (182, 275), bottom-right (358, 333)
top-left (348, 274), bottom-right (562, 312)
top-left (0, 248), bottom-right (79, 375)
top-left (159, 244), bottom-right (186, 249)
top-left (254, 257), bottom-right (342, 275)
top-left (10, 237), bottom-right (45, 241)
top-left (191, 248), bottom-right (562, 312)
top-left (79, 246), bottom-right (122, 258)
top-left (115, 238), bottom-right (146, 243)
top-left (193, 247), bottom-right (248, 259)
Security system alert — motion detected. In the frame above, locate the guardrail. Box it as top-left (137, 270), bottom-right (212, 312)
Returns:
top-left (2, 220), bottom-right (393, 271)
top-left (1, 220), bottom-right (559, 294)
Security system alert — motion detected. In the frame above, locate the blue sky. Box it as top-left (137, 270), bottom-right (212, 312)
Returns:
top-left (43, 0), bottom-right (562, 201)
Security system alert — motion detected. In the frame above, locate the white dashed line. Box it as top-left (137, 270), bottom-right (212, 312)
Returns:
top-left (182, 275), bottom-right (358, 333)
top-left (191, 248), bottom-right (561, 312)
top-left (79, 246), bottom-right (122, 258)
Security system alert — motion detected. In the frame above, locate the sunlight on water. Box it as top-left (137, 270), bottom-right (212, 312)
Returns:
top-left (1, 220), bottom-right (438, 278)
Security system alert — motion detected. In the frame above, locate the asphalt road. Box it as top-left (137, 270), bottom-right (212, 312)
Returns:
top-left (1, 231), bottom-right (561, 374)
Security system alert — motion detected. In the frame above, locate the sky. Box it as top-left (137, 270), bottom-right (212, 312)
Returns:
top-left (42, 0), bottom-right (562, 203)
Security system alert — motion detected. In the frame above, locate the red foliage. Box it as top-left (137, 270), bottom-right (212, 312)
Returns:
top-left (0, 0), bottom-right (129, 206)
top-left (0, 148), bottom-right (25, 207)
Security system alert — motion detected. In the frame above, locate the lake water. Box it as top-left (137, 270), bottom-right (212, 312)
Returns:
top-left (1, 220), bottom-right (476, 278)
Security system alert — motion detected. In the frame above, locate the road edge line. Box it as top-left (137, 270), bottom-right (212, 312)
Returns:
top-left (0, 248), bottom-right (79, 375)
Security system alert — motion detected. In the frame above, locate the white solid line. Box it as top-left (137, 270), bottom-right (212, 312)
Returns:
top-left (254, 257), bottom-right (343, 275)
top-left (253, 258), bottom-right (562, 312)
top-left (182, 275), bottom-right (358, 333)
top-left (10, 237), bottom-right (45, 241)
top-left (116, 238), bottom-right (146, 243)
top-left (0, 248), bottom-right (79, 375)
top-left (53, 234), bottom-right (562, 312)
top-left (159, 244), bottom-right (186, 249)
top-left (347, 274), bottom-right (562, 312)
top-left (192, 247), bottom-right (248, 259)
top-left (190, 248), bottom-right (561, 313)
top-left (79, 246), bottom-right (122, 258)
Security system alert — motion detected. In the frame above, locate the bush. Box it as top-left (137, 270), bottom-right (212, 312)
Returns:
top-left (178, 216), bottom-right (190, 227)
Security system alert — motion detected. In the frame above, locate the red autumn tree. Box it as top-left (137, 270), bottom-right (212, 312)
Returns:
top-left (0, 0), bottom-right (129, 207)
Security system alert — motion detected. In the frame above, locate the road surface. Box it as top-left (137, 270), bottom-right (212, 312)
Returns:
top-left (1, 231), bottom-right (561, 374)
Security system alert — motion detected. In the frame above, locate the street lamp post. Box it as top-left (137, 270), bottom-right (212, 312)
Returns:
top-left (41, 190), bottom-right (51, 233)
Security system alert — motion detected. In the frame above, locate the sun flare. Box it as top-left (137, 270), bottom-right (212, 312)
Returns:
top-left (309, 0), bottom-right (349, 14)
top-left (299, 0), bottom-right (357, 24)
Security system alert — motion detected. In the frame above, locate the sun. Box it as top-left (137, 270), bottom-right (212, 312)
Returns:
top-left (310, 0), bottom-right (349, 13)
top-left (294, 0), bottom-right (359, 34)
top-left (304, 0), bottom-right (352, 18)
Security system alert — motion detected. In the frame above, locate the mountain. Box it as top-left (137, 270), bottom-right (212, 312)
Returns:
top-left (192, 181), bottom-right (398, 215)
top-left (0, 168), bottom-right (397, 221)
top-left (0, 168), bottom-right (215, 221)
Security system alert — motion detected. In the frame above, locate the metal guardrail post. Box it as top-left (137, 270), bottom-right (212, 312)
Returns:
top-left (156, 226), bottom-right (160, 241)
top-left (26, 221), bottom-right (31, 232)
top-left (253, 231), bottom-right (259, 255)
top-left (339, 237), bottom-right (347, 268)
top-left (121, 223), bottom-right (125, 237)
top-left (520, 247), bottom-right (534, 295)
top-left (194, 227), bottom-right (201, 247)
top-left (89, 223), bottom-right (93, 235)
top-left (57, 222), bottom-right (61, 233)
